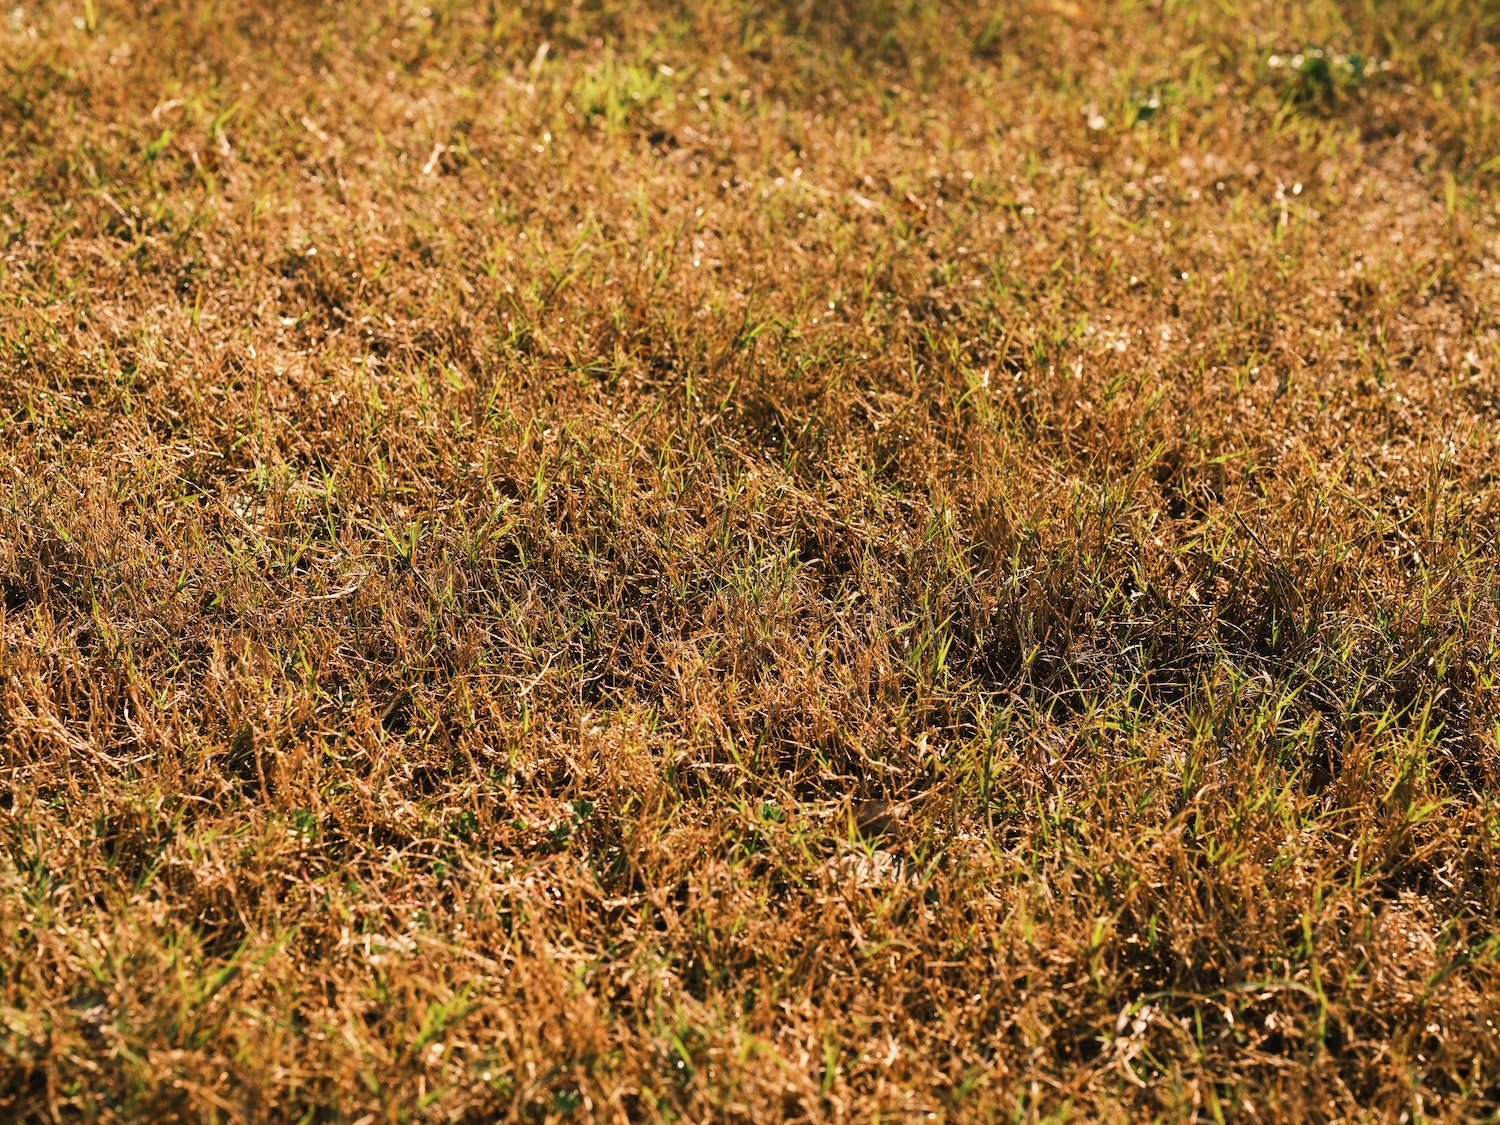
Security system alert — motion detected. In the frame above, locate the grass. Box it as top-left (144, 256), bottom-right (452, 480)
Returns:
top-left (3, 0), bottom-right (1500, 1120)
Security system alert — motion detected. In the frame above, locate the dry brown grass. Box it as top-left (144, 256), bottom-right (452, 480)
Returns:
top-left (4, 0), bottom-right (1500, 1120)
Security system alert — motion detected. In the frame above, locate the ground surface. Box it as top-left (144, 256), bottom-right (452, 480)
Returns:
top-left (3, 1), bottom-right (1500, 1121)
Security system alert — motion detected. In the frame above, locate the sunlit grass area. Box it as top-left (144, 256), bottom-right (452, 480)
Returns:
top-left (3, 1), bottom-right (1500, 1120)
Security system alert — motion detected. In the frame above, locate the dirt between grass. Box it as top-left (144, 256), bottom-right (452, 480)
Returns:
top-left (4, 0), bottom-right (1500, 1121)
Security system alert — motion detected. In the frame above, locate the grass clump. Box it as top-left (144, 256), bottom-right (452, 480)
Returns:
top-left (3, 0), bottom-right (1500, 1121)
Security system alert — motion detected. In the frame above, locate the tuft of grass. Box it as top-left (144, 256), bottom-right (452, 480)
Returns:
top-left (2, 0), bottom-right (1500, 1121)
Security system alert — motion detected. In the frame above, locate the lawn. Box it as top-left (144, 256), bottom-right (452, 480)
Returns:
top-left (3, 0), bottom-right (1500, 1120)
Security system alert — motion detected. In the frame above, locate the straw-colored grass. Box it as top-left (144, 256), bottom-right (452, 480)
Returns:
top-left (4, 1), bottom-right (1500, 1120)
